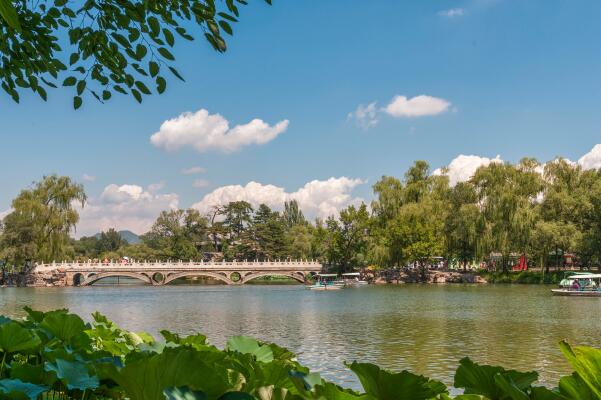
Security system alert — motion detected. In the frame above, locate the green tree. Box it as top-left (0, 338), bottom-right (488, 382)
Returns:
top-left (97, 228), bottom-right (126, 253)
top-left (0, 175), bottom-right (86, 266)
top-left (0, 0), bottom-right (271, 107)
top-left (142, 209), bottom-right (199, 260)
top-left (252, 204), bottom-right (287, 260)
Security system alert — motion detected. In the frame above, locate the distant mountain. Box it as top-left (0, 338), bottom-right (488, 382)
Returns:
top-left (94, 230), bottom-right (141, 244)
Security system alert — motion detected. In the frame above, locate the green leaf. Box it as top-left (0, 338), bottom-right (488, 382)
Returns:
top-left (349, 362), bottom-right (447, 400)
top-left (69, 52), bottom-right (79, 65)
top-left (312, 382), bottom-right (365, 400)
top-left (131, 88), bottom-right (142, 103)
top-left (76, 80), bottom-right (86, 95)
top-left (136, 43), bottom-right (147, 60)
top-left (530, 386), bottom-right (568, 400)
top-left (135, 81), bottom-right (151, 95)
top-left (62, 76), bottom-right (76, 86)
top-left (73, 95), bottom-right (82, 109)
top-left (158, 47), bottom-right (175, 61)
top-left (147, 16), bottom-right (160, 36)
top-left (0, 0), bottom-right (22, 32)
top-left (102, 90), bottom-right (111, 101)
top-left (218, 392), bottom-right (255, 400)
top-left (0, 379), bottom-right (48, 400)
top-left (44, 359), bottom-right (99, 391)
top-left (559, 340), bottom-right (601, 398)
top-left (169, 66), bottom-right (185, 81)
top-left (156, 76), bottom-right (166, 94)
top-left (227, 336), bottom-right (274, 363)
top-left (164, 386), bottom-right (207, 400)
top-left (163, 28), bottom-right (175, 47)
top-left (493, 373), bottom-right (530, 400)
top-left (454, 357), bottom-right (538, 399)
top-left (109, 347), bottom-right (243, 400)
top-left (40, 311), bottom-right (86, 342)
top-left (36, 86), bottom-right (47, 101)
top-left (10, 364), bottom-right (56, 386)
top-left (558, 372), bottom-right (595, 400)
top-left (149, 61), bottom-right (160, 77)
top-left (219, 20), bottom-right (233, 35)
top-left (0, 322), bottom-right (41, 353)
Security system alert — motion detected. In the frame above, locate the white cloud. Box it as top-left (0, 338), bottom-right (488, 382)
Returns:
top-left (191, 177), bottom-right (365, 220)
top-left (192, 179), bottom-right (210, 189)
top-left (438, 8), bottom-right (465, 17)
top-left (150, 108), bottom-right (289, 153)
top-left (181, 166), bottom-right (207, 175)
top-left (0, 208), bottom-right (11, 221)
top-left (433, 154), bottom-right (503, 186)
top-left (82, 174), bottom-right (96, 182)
top-left (384, 95), bottom-right (451, 118)
top-left (76, 184), bottom-right (179, 237)
top-left (578, 144), bottom-right (601, 170)
top-left (348, 102), bottom-right (379, 129)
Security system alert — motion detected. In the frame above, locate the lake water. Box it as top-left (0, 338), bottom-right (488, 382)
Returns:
top-left (1, 284), bottom-right (600, 389)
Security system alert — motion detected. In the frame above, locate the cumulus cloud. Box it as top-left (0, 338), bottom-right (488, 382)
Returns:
top-left (438, 8), bottom-right (465, 17)
top-left (192, 179), bottom-right (210, 189)
top-left (578, 144), bottom-right (601, 171)
top-left (191, 177), bottom-right (365, 220)
top-left (433, 154), bottom-right (503, 186)
top-left (76, 184), bottom-right (179, 237)
top-left (348, 102), bottom-right (379, 129)
top-left (181, 166), bottom-right (207, 175)
top-left (384, 95), bottom-right (451, 118)
top-left (150, 108), bottom-right (289, 153)
top-left (82, 174), bottom-right (96, 182)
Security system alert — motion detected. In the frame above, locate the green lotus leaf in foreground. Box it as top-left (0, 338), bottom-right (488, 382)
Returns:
top-left (0, 379), bottom-right (48, 400)
top-left (0, 308), bottom-right (599, 400)
top-left (0, 322), bottom-right (41, 353)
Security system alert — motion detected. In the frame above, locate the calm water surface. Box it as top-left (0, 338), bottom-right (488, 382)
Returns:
top-left (1, 284), bottom-right (600, 389)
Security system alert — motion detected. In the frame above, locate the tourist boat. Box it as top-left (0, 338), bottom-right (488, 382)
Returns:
top-left (551, 274), bottom-right (601, 296)
top-left (307, 273), bottom-right (344, 290)
top-left (341, 272), bottom-right (369, 286)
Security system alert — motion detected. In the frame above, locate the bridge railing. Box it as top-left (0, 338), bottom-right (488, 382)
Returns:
top-left (35, 260), bottom-right (323, 271)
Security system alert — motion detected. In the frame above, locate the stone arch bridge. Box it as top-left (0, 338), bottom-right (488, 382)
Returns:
top-left (34, 260), bottom-right (323, 286)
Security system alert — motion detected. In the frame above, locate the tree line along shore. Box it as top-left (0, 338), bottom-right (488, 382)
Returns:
top-left (1, 157), bottom-right (600, 280)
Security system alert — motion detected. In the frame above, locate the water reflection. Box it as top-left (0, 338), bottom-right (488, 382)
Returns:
top-left (1, 284), bottom-right (600, 389)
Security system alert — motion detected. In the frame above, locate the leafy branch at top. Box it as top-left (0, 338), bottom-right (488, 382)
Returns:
top-left (0, 0), bottom-right (271, 108)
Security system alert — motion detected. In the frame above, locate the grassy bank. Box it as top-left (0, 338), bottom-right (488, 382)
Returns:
top-left (476, 270), bottom-right (569, 284)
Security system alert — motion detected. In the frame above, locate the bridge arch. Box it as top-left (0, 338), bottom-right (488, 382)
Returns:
top-left (240, 271), bottom-right (307, 284)
top-left (163, 271), bottom-right (234, 285)
top-left (81, 271), bottom-right (152, 286)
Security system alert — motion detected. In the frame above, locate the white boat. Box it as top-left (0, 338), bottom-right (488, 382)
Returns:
top-left (551, 273), bottom-right (601, 296)
top-left (341, 272), bottom-right (369, 286)
top-left (308, 273), bottom-right (344, 290)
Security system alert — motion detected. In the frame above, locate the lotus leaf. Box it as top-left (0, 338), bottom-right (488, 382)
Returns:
top-left (348, 361), bottom-right (447, 400)
top-left (0, 379), bottom-right (48, 400)
top-left (0, 322), bottom-right (41, 354)
top-left (227, 336), bottom-right (274, 363)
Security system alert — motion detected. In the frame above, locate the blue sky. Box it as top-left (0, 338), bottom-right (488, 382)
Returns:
top-left (2, 0), bottom-right (601, 235)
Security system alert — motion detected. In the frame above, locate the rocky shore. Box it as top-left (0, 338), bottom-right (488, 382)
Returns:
top-left (372, 270), bottom-right (487, 285)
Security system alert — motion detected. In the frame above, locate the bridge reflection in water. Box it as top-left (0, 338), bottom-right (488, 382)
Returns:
top-left (34, 261), bottom-right (322, 286)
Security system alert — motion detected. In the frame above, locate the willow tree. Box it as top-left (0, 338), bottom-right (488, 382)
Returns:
top-left (0, 0), bottom-right (270, 107)
top-left (0, 175), bottom-right (86, 266)
top-left (472, 159), bottom-right (543, 272)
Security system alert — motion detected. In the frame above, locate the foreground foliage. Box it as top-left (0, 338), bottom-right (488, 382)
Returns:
top-left (0, 308), bottom-right (600, 399)
top-left (0, 0), bottom-right (270, 107)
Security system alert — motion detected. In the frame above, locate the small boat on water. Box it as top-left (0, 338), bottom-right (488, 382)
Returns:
top-left (307, 273), bottom-right (344, 291)
top-left (551, 274), bottom-right (601, 297)
top-left (341, 272), bottom-right (369, 287)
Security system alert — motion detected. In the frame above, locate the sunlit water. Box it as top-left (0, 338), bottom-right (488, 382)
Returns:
top-left (1, 284), bottom-right (600, 390)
